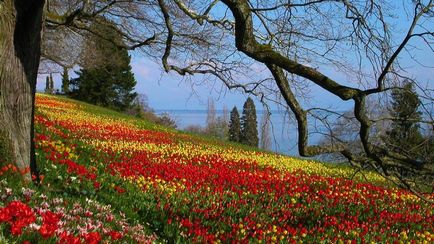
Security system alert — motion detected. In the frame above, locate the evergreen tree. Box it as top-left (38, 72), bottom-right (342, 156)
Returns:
top-left (44, 76), bottom-right (50, 94)
top-left (49, 74), bottom-right (54, 93)
top-left (241, 97), bottom-right (258, 147)
top-left (70, 19), bottom-right (137, 111)
top-left (45, 74), bottom-right (54, 94)
top-left (384, 82), bottom-right (423, 161)
top-left (61, 67), bottom-right (70, 94)
top-left (228, 106), bottom-right (241, 142)
top-left (420, 133), bottom-right (434, 166)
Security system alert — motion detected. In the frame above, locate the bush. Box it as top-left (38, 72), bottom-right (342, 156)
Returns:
top-left (157, 113), bottom-right (177, 129)
top-left (184, 125), bottom-right (204, 134)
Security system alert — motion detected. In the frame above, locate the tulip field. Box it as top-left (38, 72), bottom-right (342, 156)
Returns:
top-left (1, 94), bottom-right (433, 243)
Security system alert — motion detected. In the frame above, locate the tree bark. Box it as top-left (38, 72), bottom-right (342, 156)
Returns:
top-left (0, 0), bottom-right (44, 182)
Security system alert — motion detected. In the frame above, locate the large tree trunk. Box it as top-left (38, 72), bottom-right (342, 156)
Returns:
top-left (0, 0), bottom-right (45, 182)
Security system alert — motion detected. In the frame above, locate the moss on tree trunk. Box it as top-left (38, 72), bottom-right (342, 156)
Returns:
top-left (0, 130), bottom-right (13, 168)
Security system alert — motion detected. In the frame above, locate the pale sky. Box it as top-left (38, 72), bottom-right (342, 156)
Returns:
top-left (36, 2), bottom-right (433, 113)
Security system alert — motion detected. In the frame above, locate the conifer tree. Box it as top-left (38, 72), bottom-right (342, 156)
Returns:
top-left (241, 97), bottom-right (258, 147)
top-left (61, 67), bottom-right (70, 94)
top-left (44, 76), bottom-right (50, 94)
top-left (384, 82), bottom-right (423, 161)
top-left (70, 19), bottom-right (137, 111)
top-left (228, 106), bottom-right (241, 142)
top-left (49, 74), bottom-right (54, 94)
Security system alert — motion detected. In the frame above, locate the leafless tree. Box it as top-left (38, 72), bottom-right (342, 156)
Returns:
top-left (1, 0), bottom-right (161, 182)
top-left (157, 0), bottom-right (434, 199)
top-left (318, 98), bottom-right (391, 162)
top-left (206, 97), bottom-right (229, 139)
top-left (184, 124), bottom-right (205, 134)
top-left (206, 97), bottom-right (217, 131)
top-left (260, 110), bottom-right (271, 150)
top-left (1, 0), bottom-right (433, 199)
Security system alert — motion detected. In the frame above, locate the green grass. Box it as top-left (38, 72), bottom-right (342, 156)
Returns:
top-left (2, 94), bottom-right (430, 243)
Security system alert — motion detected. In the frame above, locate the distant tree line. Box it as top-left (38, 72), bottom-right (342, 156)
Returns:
top-left (126, 94), bottom-right (177, 129)
top-left (184, 98), bottom-right (229, 140)
top-left (183, 97), bottom-right (270, 149)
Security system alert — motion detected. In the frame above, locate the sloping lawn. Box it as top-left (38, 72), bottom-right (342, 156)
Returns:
top-left (1, 94), bottom-right (433, 243)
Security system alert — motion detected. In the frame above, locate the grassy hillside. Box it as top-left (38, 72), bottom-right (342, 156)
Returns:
top-left (0, 94), bottom-right (433, 243)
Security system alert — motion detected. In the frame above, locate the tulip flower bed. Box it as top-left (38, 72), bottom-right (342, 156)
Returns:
top-left (0, 181), bottom-right (156, 243)
top-left (1, 94), bottom-right (433, 243)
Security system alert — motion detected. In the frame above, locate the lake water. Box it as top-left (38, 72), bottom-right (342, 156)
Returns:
top-left (155, 110), bottom-right (324, 156)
